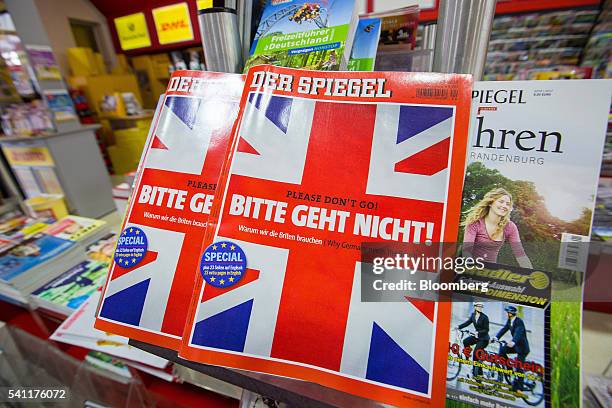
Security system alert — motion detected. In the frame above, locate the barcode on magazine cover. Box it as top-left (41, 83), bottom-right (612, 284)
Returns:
top-left (558, 233), bottom-right (589, 272)
top-left (416, 88), bottom-right (450, 98)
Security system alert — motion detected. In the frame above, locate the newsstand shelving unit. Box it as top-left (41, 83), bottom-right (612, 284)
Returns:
top-left (126, 0), bottom-right (612, 406)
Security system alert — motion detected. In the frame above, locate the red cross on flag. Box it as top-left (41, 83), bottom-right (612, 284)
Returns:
top-left (180, 66), bottom-right (472, 406)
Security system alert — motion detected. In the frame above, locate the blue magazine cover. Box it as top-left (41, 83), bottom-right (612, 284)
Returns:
top-left (348, 17), bottom-right (381, 71)
top-left (0, 234), bottom-right (74, 282)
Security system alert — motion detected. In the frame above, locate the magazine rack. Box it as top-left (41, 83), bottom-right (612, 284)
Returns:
top-left (129, 340), bottom-right (383, 408)
top-left (0, 126), bottom-right (116, 218)
top-left (124, 1), bottom-right (499, 406)
top-left (2, 0), bottom-right (116, 219)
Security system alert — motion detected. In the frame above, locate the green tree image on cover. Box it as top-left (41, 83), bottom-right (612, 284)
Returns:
top-left (245, 46), bottom-right (345, 71)
top-left (459, 162), bottom-right (591, 276)
top-left (246, 0), bottom-right (354, 71)
top-left (449, 161), bottom-right (585, 408)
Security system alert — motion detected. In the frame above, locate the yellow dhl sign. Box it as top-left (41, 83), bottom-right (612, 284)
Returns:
top-left (152, 3), bottom-right (194, 45)
top-left (114, 12), bottom-right (152, 51)
top-left (197, 0), bottom-right (213, 9)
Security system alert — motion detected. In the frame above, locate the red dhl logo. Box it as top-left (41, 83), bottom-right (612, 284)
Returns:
top-left (161, 20), bottom-right (188, 31)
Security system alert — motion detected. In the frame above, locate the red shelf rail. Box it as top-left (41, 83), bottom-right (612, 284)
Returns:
top-left (417, 0), bottom-right (601, 22)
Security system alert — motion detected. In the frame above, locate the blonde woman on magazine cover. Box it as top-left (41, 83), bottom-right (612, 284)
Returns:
top-left (462, 187), bottom-right (533, 269)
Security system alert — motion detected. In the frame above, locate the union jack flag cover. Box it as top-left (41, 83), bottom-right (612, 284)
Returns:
top-left (94, 71), bottom-right (245, 349)
top-left (180, 66), bottom-right (472, 405)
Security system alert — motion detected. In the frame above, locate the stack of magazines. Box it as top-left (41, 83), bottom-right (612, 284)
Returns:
top-left (0, 214), bottom-right (109, 305)
top-left (0, 214), bottom-right (54, 247)
top-left (84, 232), bottom-right (116, 264)
top-left (31, 260), bottom-right (107, 317)
top-left (43, 215), bottom-right (110, 248)
top-left (31, 233), bottom-right (116, 317)
top-left (51, 291), bottom-right (172, 381)
top-left (0, 233), bottom-right (85, 304)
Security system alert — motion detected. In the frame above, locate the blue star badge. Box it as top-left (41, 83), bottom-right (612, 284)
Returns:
top-left (200, 241), bottom-right (247, 288)
top-left (114, 226), bottom-right (148, 268)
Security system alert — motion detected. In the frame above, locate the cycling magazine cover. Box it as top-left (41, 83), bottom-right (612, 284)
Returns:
top-left (449, 80), bottom-right (612, 408)
top-left (447, 263), bottom-right (551, 408)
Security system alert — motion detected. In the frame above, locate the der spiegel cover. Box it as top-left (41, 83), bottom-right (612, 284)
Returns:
top-left (180, 65), bottom-right (472, 406)
top-left (95, 71), bottom-right (244, 349)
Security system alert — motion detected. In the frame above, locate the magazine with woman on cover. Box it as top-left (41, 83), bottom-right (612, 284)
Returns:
top-left (448, 80), bottom-right (611, 408)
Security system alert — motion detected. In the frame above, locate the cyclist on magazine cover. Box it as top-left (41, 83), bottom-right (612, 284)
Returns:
top-left (462, 187), bottom-right (533, 269)
top-left (455, 301), bottom-right (489, 377)
top-left (492, 305), bottom-right (530, 392)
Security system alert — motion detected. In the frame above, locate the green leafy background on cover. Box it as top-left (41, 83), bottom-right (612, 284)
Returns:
top-left (449, 161), bottom-right (584, 407)
top-left (459, 162), bottom-right (591, 281)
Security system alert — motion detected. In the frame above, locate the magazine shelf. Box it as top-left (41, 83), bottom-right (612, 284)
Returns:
top-left (130, 339), bottom-right (380, 408)
top-left (417, 0), bottom-right (600, 22)
top-left (0, 125), bottom-right (115, 218)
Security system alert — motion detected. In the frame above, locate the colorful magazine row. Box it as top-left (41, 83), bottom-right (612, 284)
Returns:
top-left (0, 214), bottom-right (173, 381)
top-left (0, 213), bottom-right (112, 311)
top-left (0, 212), bottom-right (177, 380)
top-left (94, 67), bottom-right (611, 407)
top-left (245, 1), bottom-right (420, 73)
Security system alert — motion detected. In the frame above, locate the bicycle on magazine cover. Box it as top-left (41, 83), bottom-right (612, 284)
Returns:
top-left (447, 329), bottom-right (496, 381)
top-left (448, 329), bottom-right (545, 406)
top-left (489, 337), bottom-right (545, 406)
